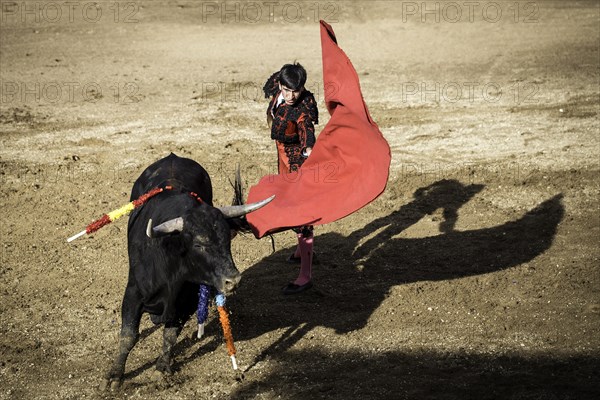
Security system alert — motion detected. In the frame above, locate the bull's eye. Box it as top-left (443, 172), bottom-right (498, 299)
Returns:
top-left (192, 241), bottom-right (208, 253)
top-left (194, 234), bottom-right (211, 248)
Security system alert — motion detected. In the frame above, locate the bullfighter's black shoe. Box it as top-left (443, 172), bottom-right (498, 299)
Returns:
top-left (282, 281), bottom-right (313, 295)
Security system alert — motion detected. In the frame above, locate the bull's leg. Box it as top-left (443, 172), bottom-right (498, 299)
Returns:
top-left (155, 283), bottom-right (197, 374)
top-left (155, 322), bottom-right (184, 374)
top-left (102, 283), bottom-right (143, 391)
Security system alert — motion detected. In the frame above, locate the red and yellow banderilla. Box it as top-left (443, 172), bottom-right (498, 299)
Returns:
top-left (67, 186), bottom-right (169, 242)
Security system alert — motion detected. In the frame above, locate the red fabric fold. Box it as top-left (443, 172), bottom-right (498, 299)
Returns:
top-left (246, 20), bottom-right (391, 238)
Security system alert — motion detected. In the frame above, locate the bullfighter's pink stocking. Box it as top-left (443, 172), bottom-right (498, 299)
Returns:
top-left (293, 232), bottom-right (302, 258)
top-left (293, 234), bottom-right (313, 286)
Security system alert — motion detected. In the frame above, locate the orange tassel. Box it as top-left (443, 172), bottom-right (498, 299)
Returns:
top-left (217, 306), bottom-right (236, 356)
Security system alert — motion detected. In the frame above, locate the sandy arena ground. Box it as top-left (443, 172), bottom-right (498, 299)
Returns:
top-left (0, 1), bottom-right (599, 399)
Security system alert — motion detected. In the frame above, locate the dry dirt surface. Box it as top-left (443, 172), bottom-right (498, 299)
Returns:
top-left (1, 1), bottom-right (599, 399)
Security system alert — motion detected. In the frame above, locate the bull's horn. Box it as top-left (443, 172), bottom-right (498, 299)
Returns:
top-left (152, 217), bottom-right (184, 236)
top-left (218, 195), bottom-right (275, 219)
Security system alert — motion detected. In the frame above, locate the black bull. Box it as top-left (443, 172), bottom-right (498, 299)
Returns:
top-left (102, 153), bottom-right (272, 390)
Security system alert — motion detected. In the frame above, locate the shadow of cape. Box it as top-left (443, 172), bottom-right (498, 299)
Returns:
top-left (230, 193), bottom-right (564, 340)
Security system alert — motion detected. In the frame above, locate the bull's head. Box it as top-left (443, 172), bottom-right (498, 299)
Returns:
top-left (147, 196), bottom-right (274, 295)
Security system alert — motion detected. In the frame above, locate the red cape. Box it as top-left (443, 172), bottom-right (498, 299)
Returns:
top-left (246, 21), bottom-right (391, 238)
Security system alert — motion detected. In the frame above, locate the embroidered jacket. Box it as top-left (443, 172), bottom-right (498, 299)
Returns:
top-left (263, 71), bottom-right (319, 171)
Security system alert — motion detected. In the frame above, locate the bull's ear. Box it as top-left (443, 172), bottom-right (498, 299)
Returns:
top-left (149, 217), bottom-right (184, 238)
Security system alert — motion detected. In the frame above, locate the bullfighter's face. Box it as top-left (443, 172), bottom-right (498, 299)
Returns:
top-left (279, 83), bottom-right (304, 105)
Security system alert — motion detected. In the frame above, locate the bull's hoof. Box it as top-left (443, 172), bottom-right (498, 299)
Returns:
top-left (156, 356), bottom-right (174, 375)
top-left (150, 370), bottom-right (175, 390)
top-left (101, 366), bottom-right (125, 392)
top-left (99, 378), bottom-right (122, 392)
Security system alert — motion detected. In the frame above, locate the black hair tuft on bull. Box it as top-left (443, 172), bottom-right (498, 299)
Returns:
top-left (227, 164), bottom-right (252, 233)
